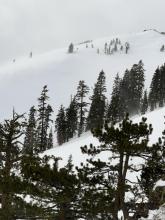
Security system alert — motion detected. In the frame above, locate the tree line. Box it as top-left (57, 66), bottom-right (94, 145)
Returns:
top-left (55, 60), bottom-right (165, 146)
top-left (0, 112), bottom-right (164, 219)
top-left (0, 61), bottom-right (165, 219)
top-left (68, 38), bottom-right (130, 55)
top-left (10, 60), bottom-right (165, 149)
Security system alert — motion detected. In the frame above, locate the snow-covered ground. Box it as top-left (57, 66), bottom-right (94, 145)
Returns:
top-left (0, 29), bottom-right (164, 120)
top-left (140, 205), bottom-right (165, 220)
top-left (42, 104), bottom-right (165, 220)
top-left (43, 104), bottom-right (165, 220)
top-left (44, 107), bottom-right (165, 167)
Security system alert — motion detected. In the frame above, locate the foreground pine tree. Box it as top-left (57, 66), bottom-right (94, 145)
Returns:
top-left (21, 154), bottom-right (80, 219)
top-left (0, 112), bottom-right (26, 219)
top-left (80, 115), bottom-right (153, 219)
top-left (141, 127), bottom-right (165, 209)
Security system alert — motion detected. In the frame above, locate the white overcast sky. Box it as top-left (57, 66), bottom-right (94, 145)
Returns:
top-left (0, 0), bottom-right (164, 63)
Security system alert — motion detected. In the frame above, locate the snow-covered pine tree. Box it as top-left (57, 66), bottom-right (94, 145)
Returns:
top-left (86, 70), bottom-right (106, 131)
top-left (76, 80), bottom-right (89, 137)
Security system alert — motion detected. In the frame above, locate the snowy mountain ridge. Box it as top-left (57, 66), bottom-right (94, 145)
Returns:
top-left (0, 29), bottom-right (165, 120)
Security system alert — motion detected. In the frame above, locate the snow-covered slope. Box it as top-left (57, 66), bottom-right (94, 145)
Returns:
top-left (44, 107), bottom-right (165, 167)
top-left (140, 205), bottom-right (165, 220)
top-left (0, 30), bottom-right (164, 120)
top-left (43, 106), bottom-right (165, 219)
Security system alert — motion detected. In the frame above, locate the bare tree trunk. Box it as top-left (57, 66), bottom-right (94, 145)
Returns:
top-left (114, 152), bottom-right (130, 220)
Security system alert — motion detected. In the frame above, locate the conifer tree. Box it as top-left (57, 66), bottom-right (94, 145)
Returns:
top-left (107, 73), bottom-right (125, 123)
top-left (148, 65), bottom-right (165, 110)
top-left (65, 96), bottom-right (78, 140)
top-left (160, 45), bottom-right (165, 52)
top-left (81, 115), bottom-right (153, 219)
top-left (55, 105), bottom-right (67, 145)
top-left (148, 67), bottom-right (160, 111)
top-left (36, 85), bottom-right (53, 152)
top-left (21, 154), bottom-right (80, 219)
top-left (24, 106), bottom-right (37, 155)
top-left (77, 157), bottom-right (114, 219)
top-left (68, 43), bottom-right (74, 53)
top-left (125, 42), bottom-right (130, 54)
top-left (0, 112), bottom-right (26, 219)
top-left (47, 128), bottom-right (53, 149)
top-left (86, 70), bottom-right (106, 131)
top-left (76, 80), bottom-right (89, 137)
top-left (120, 69), bottom-right (130, 113)
top-left (114, 42), bottom-right (118, 52)
top-left (45, 104), bottom-right (53, 137)
top-left (158, 64), bottom-right (165, 107)
top-left (129, 60), bottom-right (145, 114)
top-left (104, 42), bottom-right (108, 54)
top-left (141, 127), bottom-right (165, 208)
top-left (141, 90), bottom-right (148, 115)
top-left (108, 45), bottom-right (111, 54)
top-left (120, 61), bottom-right (145, 115)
